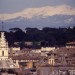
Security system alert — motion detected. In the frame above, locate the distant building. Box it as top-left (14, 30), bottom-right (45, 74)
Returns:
top-left (66, 42), bottom-right (75, 48)
top-left (12, 54), bottom-right (40, 69)
top-left (9, 47), bottom-right (20, 56)
top-left (31, 47), bottom-right (55, 56)
top-left (25, 41), bottom-right (33, 46)
top-left (41, 47), bottom-right (55, 52)
top-left (54, 47), bottom-right (75, 66)
top-left (25, 41), bottom-right (41, 46)
top-left (37, 66), bottom-right (75, 75)
top-left (41, 47), bottom-right (55, 56)
top-left (31, 49), bottom-right (41, 53)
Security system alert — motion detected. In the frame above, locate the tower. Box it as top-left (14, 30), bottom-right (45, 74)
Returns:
top-left (0, 32), bottom-right (8, 60)
top-left (0, 23), bottom-right (19, 69)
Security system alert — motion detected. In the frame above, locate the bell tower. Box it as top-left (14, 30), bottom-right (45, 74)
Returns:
top-left (0, 32), bottom-right (8, 60)
top-left (0, 22), bottom-right (8, 60)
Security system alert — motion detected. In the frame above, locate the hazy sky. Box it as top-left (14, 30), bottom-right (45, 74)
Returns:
top-left (0, 0), bottom-right (75, 13)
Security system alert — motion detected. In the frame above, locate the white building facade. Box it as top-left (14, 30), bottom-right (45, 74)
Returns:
top-left (0, 32), bottom-right (9, 60)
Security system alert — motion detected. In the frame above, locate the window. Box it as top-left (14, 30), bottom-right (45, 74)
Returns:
top-left (2, 51), bottom-right (4, 56)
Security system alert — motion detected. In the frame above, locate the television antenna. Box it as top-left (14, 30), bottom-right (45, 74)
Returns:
top-left (1, 21), bottom-right (4, 31)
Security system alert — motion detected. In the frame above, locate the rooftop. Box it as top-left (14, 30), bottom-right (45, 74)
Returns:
top-left (55, 47), bottom-right (75, 54)
top-left (66, 42), bottom-right (75, 45)
top-left (0, 59), bottom-right (18, 69)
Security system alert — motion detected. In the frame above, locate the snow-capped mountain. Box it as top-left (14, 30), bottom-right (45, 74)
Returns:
top-left (0, 5), bottom-right (75, 31)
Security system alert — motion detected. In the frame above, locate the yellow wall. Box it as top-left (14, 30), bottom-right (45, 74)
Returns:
top-left (26, 62), bottom-right (33, 69)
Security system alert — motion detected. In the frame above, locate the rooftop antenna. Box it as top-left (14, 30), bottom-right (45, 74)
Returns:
top-left (2, 21), bottom-right (4, 31)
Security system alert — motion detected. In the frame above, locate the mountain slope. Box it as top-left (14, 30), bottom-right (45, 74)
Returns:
top-left (0, 5), bottom-right (75, 31)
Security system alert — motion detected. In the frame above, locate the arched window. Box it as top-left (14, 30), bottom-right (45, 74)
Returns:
top-left (2, 51), bottom-right (4, 56)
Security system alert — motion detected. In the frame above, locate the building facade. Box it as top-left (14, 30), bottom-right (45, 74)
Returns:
top-left (0, 32), bottom-right (9, 60)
